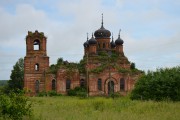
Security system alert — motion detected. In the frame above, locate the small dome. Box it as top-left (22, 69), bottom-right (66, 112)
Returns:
top-left (115, 30), bottom-right (124, 45)
top-left (110, 41), bottom-right (116, 48)
top-left (88, 34), bottom-right (97, 45)
top-left (83, 40), bottom-right (89, 47)
top-left (115, 37), bottom-right (124, 45)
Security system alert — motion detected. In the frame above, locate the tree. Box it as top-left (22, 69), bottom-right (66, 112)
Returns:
top-left (130, 62), bottom-right (135, 69)
top-left (0, 92), bottom-right (32, 120)
top-left (49, 57), bottom-right (63, 74)
top-left (131, 66), bottom-right (180, 101)
top-left (8, 58), bottom-right (24, 93)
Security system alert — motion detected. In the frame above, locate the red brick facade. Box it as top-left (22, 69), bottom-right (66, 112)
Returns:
top-left (24, 21), bottom-right (141, 96)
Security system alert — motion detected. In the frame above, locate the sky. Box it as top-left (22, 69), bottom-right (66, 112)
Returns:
top-left (0, 0), bottom-right (180, 80)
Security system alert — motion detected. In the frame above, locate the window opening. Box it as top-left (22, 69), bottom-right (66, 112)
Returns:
top-left (66, 79), bottom-right (71, 90)
top-left (35, 64), bottom-right (39, 71)
top-left (103, 43), bottom-right (105, 48)
top-left (33, 39), bottom-right (40, 50)
top-left (120, 78), bottom-right (125, 91)
top-left (80, 79), bottom-right (85, 87)
top-left (98, 79), bottom-right (102, 90)
top-left (52, 79), bottom-right (56, 91)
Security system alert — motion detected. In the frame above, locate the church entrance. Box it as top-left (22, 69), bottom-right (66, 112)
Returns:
top-left (108, 81), bottom-right (114, 95)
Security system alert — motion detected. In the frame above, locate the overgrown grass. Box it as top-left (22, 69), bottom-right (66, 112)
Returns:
top-left (28, 96), bottom-right (180, 120)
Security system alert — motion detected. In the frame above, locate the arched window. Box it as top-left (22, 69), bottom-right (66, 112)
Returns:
top-left (52, 79), bottom-right (56, 91)
top-left (97, 78), bottom-right (102, 90)
top-left (103, 43), bottom-right (105, 48)
top-left (35, 64), bottom-right (39, 71)
top-left (66, 79), bottom-right (71, 90)
top-left (35, 80), bottom-right (40, 93)
top-left (80, 79), bottom-right (85, 87)
top-left (120, 78), bottom-right (125, 91)
top-left (33, 39), bottom-right (40, 50)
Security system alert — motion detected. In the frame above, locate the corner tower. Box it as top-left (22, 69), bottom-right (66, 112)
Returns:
top-left (24, 30), bottom-right (49, 95)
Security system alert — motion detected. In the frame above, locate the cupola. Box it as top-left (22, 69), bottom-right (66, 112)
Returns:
top-left (88, 33), bottom-right (97, 45)
top-left (115, 29), bottom-right (124, 45)
top-left (94, 14), bottom-right (111, 39)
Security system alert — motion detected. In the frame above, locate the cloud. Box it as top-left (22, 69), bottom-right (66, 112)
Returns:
top-left (0, 0), bottom-right (179, 80)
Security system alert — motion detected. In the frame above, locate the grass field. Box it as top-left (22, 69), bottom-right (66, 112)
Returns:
top-left (29, 96), bottom-right (180, 120)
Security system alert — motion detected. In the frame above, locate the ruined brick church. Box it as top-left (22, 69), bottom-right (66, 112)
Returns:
top-left (24, 15), bottom-right (141, 96)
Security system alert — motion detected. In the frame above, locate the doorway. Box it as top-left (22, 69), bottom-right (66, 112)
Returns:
top-left (108, 81), bottom-right (114, 95)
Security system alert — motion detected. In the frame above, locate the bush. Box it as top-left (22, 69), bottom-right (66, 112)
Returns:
top-left (110, 92), bottom-right (121, 99)
top-left (38, 91), bottom-right (47, 97)
top-left (0, 92), bottom-right (32, 120)
top-left (131, 66), bottom-right (180, 101)
top-left (47, 91), bottom-right (62, 97)
top-left (37, 91), bottom-right (62, 97)
top-left (67, 87), bottom-right (87, 98)
top-left (48, 90), bottom-right (57, 96)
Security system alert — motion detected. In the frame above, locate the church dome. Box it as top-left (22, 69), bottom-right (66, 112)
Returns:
top-left (94, 25), bottom-right (111, 38)
top-left (88, 34), bottom-right (97, 45)
top-left (94, 14), bottom-right (111, 38)
top-left (115, 30), bottom-right (124, 45)
top-left (83, 40), bottom-right (89, 47)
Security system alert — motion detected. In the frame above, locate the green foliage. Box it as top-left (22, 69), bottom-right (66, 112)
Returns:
top-left (64, 62), bottom-right (78, 77)
top-left (110, 51), bottom-right (119, 62)
top-left (77, 59), bottom-right (86, 73)
top-left (98, 51), bottom-right (108, 56)
top-left (0, 92), bottom-right (32, 120)
top-left (131, 68), bottom-right (144, 75)
top-left (109, 92), bottom-right (121, 99)
top-left (48, 91), bottom-right (62, 97)
top-left (67, 89), bottom-right (76, 96)
top-left (38, 91), bottom-right (47, 97)
top-left (49, 57), bottom-right (64, 74)
top-left (98, 51), bottom-right (108, 62)
top-left (90, 64), bottom-right (107, 74)
top-left (67, 87), bottom-right (87, 98)
top-left (118, 67), bottom-right (130, 73)
top-left (130, 62), bottom-right (136, 69)
top-left (131, 66), bottom-right (180, 101)
top-left (37, 91), bottom-right (62, 97)
top-left (7, 58), bottom-right (24, 93)
top-left (49, 58), bottom-right (79, 76)
top-left (30, 97), bottom-right (180, 120)
top-left (92, 100), bottom-right (105, 111)
top-left (48, 90), bottom-right (57, 96)
top-left (0, 80), bottom-right (8, 86)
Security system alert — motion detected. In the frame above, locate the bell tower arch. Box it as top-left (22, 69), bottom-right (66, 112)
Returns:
top-left (24, 30), bottom-right (49, 95)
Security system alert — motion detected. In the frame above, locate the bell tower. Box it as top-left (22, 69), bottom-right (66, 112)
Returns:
top-left (24, 30), bottom-right (49, 95)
